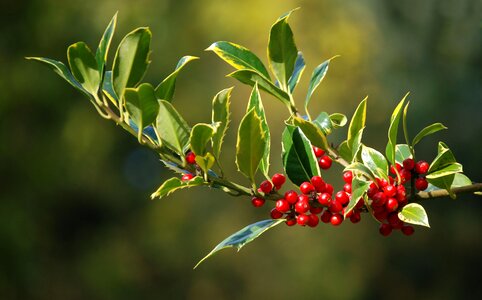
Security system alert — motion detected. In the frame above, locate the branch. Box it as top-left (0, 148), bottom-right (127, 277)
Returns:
top-left (416, 183), bottom-right (482, 200)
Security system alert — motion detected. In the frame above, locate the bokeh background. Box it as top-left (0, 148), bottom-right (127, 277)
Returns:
top-left (1, 0), bottom-right (481, 299)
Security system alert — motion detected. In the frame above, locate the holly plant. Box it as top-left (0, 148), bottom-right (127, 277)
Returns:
top-left (27, 9), bottom-right (482, 269)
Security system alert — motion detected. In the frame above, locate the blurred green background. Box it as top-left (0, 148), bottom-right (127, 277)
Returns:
top-left (1, 0), bottom-right (481, 299)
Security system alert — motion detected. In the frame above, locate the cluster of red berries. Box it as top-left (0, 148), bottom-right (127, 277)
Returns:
top-left (180, 151), bottom-right (197, 181)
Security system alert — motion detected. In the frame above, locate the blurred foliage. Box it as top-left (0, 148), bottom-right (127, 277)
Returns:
top-left (1, 0), bottom-right (481, 299)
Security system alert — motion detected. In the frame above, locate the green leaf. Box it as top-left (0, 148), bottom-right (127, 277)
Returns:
top-left (291, 117), bottom-right (329, 150)
top-left (155, 55), bottom-right (199, 102)
top-left (102, 71), bottom-right (119, 105)
top-left (344, 162), bottom-right (375, 182)
top-left (195, 153), bottom-right (216, 175)
top-left (194, 219), bottom-right (284, 269)
top-left (26, 57), bottom-right (90, 97)
top-left (268, 9), bottom-right (299, 91)
top-left (190, 123), bottom-right (215, 156)
top-left (228, 69), bottom-right (291, 106)
top-left (112, 27), bottom-right (151, 99)
top-left (282, 125), bottom-right (321, 186)
top-left (394, 144), bottom-right (412, 164)
top-left (398, 203), bottom-right (430, 227)
top-left (402, 101), bottom-right (411, 147)
top-left (151, 176), bottom-right (205, 199)
top-left (344, 177), bottom-right (369, 217)
top-left (426, 163), bottom-right (463, 179)
top-left (338, 141), bottom-right (352, 163)
top-left (412, 123), bottom-right (448, 147)
top-left (361, 145), bottom-right (389, 176)
top-left (347, 97), bottom-right (367, 151)
top-left (67, 42), bottom-right (101, 95)
top-left (236, 108), bottom-right (267, 183)
top-left (427, 174), bottom-right (456, 198)
top-left (211, 88), bottom-right (232, 159)
top-left (386, 93), bottom-right (409, 165)
top-left (206, 41), bottom-right (270, 79)
top-left (96, 12), bottom-right (117, 75)
top-left (305, 57), bottom-right (337, 114)
top-left (350, 128), bottom-right (365, 162)
top-left (156, 100), bottom-right (190, 155)
top-left (451, 173), bottom-right (472, 188)
top-left (288, 51), bottom-right (305, 93)
top-left (428, 142), bottom-right (456, 173)
top-left (124, 83), bottom-right (159, 141)
top-left (330, 113), bottom-right (347, 128)
top-left (248, 83), bottom-right (270, 178)
top-left (313, 112), bottom-right (332, 135)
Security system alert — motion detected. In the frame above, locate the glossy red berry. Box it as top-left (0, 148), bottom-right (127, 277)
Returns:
top-left (181, 173), bottom-right (194, 181)
top-left (272, 173), bottom-right (286, 188)
top-left (297, 214), bottom-right (310, 226)
top-left (300, 182), bottom-right (315, 195)
top-left (350, 211), bottom-right (361, 223)
top-left (403, 158), bottom-right (415, 171)
top-left (307, 214), bottom-right (320, 227)
top-left (386, 198), bottom-right (399, 212)
top-left (251, 197), bottom-right (265, 207)
top-left (318, 155), bottom-right (332, 170)
top-left (313, 146), bottom-right (325, 157)
top-left (376, 178), bottom-right (389, 188)
top-left (284, 190), bottom-right (298, 204)
top-left (285, 218), bottom-right (297, 227)
top-left (374, 210), bottom-right (388, 222)
top-left (317, 193), bottom-right (331, 206)
top-left (295, 196), bottom-right (310, 214)
top-left (355, 198), bottom-right (365, 209)
top-left (415, 177), bottom-right (428, 191)
top-left (390, 163), bottom-right (402, 175)
top-left (259, 180), bottom-right (273, 194)
top-left (186, 152), bottom-right (196, 164)
top-left (270, 208), bottom-right (283, 219)
top-left (415, 161), bottom-right (429, 174)
top-left (343, 183), bottom-right (352, 194)
top-left (401, 225), bottom-right (415, 236)
top-left (325, 183), bottom-right (334, 195)
top-left (371, 192), bottom-right (387, 207)
top-left (311, 176), bottom-right (325, 192)
top-left (330, 213), bottom-right (344, 226)
top-left (310, 206), bottom-right (323, 215)
top-left (379, 223), bottom-right (393, 236)
top-left (388, 212), bottom-right (404, 229)
top-left (367, 182), bottom-right (378, 198)
top-left (383, 185), bottom-right (397, 198)
top-left (343, 171), bottom-right (353, 183)
top-left (400, 169), bottom-right (412, 182)
top-left (329, 200), bottom-right (343, 213)
top-left (276, 199), bottom-right (290, 213)
top-left (320, 210), bottom-right (332, 223)
top-left (335, 191), bottom-right (350, 206)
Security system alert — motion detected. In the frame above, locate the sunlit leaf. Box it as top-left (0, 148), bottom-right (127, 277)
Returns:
top-left (313, 112), bottom-right (332, 135)
top-left (291, 117), bottom-right (329, 150)
top-left (344, 162), bottom-right (375, 181)
top-left (288, 51), bottom-right (305, 93)
top-left (155, 55), bottom-right (199, 101)
top-left (344, 177), bottom-right (369, 217)
top-left (248, 83), bottom-right (270, 178)
top-left (361, 145), bottom-right (389, 176)
top-left (412, 123), bottom-right (448, 147)
top-left (330, 113), bottom-right (347, 128)
top-left (211, 88), bottom-right (232, 159)
top-left (190, 123), bottom-right (215, 156)
top-left (124, 83), bottom-right (159, 141)
top-left (386, 93), bottom-right (409, 165)
top-left (156, 100), bottom-right (190, 155)
top-left (67, 42), bottom-right (101, 95)
top-left (347, 97), bottom-right (367, 151)
top-left (398, 203), bottom-right (430, 227)
top-left (151, 176), bottom-right (205, 199)
top-left (96, 12), bottom-right (117, 75)
top-left (305, 57), bottom-right (337, 114)
top-left (394, 144), bottom-right (412, 164)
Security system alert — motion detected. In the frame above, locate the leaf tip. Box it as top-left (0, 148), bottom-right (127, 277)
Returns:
top-left (205, 42), bottom-right (218, 52)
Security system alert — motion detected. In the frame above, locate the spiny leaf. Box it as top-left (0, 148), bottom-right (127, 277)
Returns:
top-left (206, 41), bottom-right (270, 79)
top-left (151, 176), bottom-right (205, 199)
top-left (155, 55), bottom-right (199, 101)
top-left (194, 219), bottom-right (285, 269)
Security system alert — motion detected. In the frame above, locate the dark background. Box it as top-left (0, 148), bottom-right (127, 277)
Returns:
top-left (1, 0), bottom-right (481, 299)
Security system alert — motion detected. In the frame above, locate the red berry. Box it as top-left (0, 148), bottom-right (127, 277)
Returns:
top-left (330, 213), bottom-right (344, 226)
top-left (310, 206), bottom-right (323, 215)
top-left (295, 198), bottom-right (310, 214)
top-left (343, 183), bottom-right (352, 194)
top-left (390, 163), bottom-right (402, 175)
top-left (401, 225), bottom-right (415, 236)
top-left (388, 212), bottom-right (404, 229)
top-left (186, 152), bottom-right (196, 164)
top-left (270, 208), bottom-right (283, 219)
top-left (374, 210), bottom-right (388, 222)
top-left (307, 214), bottom-right (320, 227)
top-left (297, 214), bottom-right (310, 226)
top-left (325, 183), bottom-right (334, 196)
top-left (318, 155), bottom-right (332, 170)
top-left (344, 208), bottom-right (354, 218)
top-left (181, 173), bottom-right (194, 181)
top-left (300, 182), bottom-right (315, 195)
top-left (251, 197), bottom-right (265, 207)
top-left (335, 191), bottom-right (350, 206)
top-left (383, 185), bottom-right (397, 198)
top-left (321, 210), bottom-right (332, 223)
top-left (415, 161), bottom-right (429, 174)
top-left (415, 177), bottom-right (428, 191)
top-left (272, 173), bottom-right (286, 188)
top-left (355, 198), bottom-right (365, 209)
top-left (313, 146), bottom-right (325, 157)
top-left (386, 198), bottom-right (399, 212)
top-left (350, 211), bottom-right (361, 223)
top-left (311, 176), bottom-right (325, 192)
top-left (276, 199), bottom-right (290, 213)
top-left (400, 169), bottom-right (412, 183)
top-left (376, 178), bottom-right (389, 188)
top-left (371, 192), bottom-right (387, 207)
top-left (284, 190), bottom-right (298, 204)
top-left (259, 180), bottom-right (273, 194)
top-left (317, 193), bottom-right (331, 206)
top-left (343, 171), bottom-right (353, 183)
top-left (329, 200), bottom-right (343, 213)
top-left (285, 218), bottom-right (297, 226)
top-left (403, 158), bottom-right (415, 171)
top-left (367, 182), bottom-right (378, 198)
top-left (379, 223), bottom-right (393, 236)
